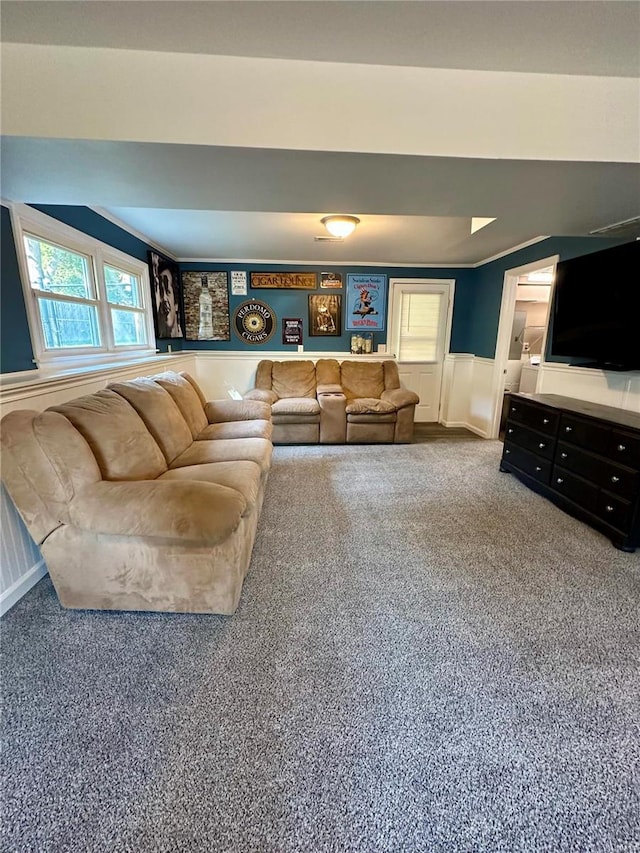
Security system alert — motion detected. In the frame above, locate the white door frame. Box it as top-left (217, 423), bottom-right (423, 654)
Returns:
top-left (387, 277), bottom-right (455, 419)
top-left (489, 254), bottom-right (559, 438)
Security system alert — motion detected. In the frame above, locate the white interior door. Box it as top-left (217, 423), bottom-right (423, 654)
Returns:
top-left (387, 279), bottom-right (454, 423)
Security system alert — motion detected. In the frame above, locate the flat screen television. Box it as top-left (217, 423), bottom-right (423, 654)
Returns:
top-left (550, 240), bottom-right (640, 371)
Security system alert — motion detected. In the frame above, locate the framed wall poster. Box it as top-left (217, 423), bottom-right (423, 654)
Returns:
top-left (147, 251), bottom-right (184, 339)
top-left (320, 271), bottom-right (343, 289)
top-left (309, 294), bottom-right (341, 337)
top-left (282, 318), bottom-right (303, 345)
top-left (181, 271), bottom-right (230, 341)
top-left (251, 272), bottom-right (317, 290)
top-left (345, 273), bottom-right (387, 332)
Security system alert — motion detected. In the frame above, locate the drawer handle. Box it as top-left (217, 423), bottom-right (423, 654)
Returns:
top-left (538, 442), bottom-right (546, 449)
top-left (611, 475), bottom-right (620, 483)
top-left (605, 505), bottom-right (615, 513)
top-left (543, 418), bottom-right (550, 424)
top-left (505, 449), bottom-right (510, 455)
top-left (565, 426), bottom-right (573, 432)
top-left (535, 466), bottom-right (542, 472)
top-left (618, 444), bottom-right (626, 452)
top-left (556, 477), bottom-right (563, 484)
top-left (560, 452), bottom-right (568, 459)
top-left (508, 428), bottom-right (514, 434)
top-left (511, 406), bottom-right (517, 413)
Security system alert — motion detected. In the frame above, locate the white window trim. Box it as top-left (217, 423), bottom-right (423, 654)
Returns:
top-left (9, 203), bottom-right (157, 372)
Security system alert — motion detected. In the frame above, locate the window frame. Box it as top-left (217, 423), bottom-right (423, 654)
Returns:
top-left (11, 204), bottom-right (157, 370)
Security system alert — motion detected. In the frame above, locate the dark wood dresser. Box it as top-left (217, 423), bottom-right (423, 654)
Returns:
top-left (500, 393), bottom-right (640, 551)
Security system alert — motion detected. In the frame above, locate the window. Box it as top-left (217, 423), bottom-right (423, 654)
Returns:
top-left (397, 291), bottom-right (444, 362)
top-left (13, 206), bottom-right (155, 369)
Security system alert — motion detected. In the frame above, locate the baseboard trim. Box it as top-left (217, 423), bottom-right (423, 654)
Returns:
top-left (440, 419), bottom-right (490, 438)
top-left (0, 559), bottom-right (48, 617)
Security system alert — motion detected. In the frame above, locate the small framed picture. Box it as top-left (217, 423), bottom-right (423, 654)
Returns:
top-left (282, 318), bottom-right (303, 345)
top-left (309, 294), bottom-right (341, 337)
top-left (320, 271), bottom-right (343, 288)
top-left (147, 251), bottom-right (184, 339)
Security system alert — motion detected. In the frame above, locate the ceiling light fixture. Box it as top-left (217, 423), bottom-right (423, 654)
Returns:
top-left (321, 215), bottom-right (360, 239)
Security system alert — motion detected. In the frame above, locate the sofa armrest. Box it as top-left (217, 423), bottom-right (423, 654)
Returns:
top-left (318, 392), bottom-right (347, 443)
top-left (244, 389), bottom-right (278, 405)
top-left (381, 388), bottom-right (420, 409)
top-left (68, 480), bottom-right (246, 545)
top-left (204, 399), bottom-right (271, 423)
top-left (317, 384), bottom-right (344, 396)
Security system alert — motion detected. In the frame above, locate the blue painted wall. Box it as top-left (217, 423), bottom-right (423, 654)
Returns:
top-left (467, 236), bottom-right (632, 360)
top-left (180, 261), bottom-right (476, 354)
top-left (1, 206), bottom-right (36, 373)
top-left (0, 204), bottom-right (630, 373)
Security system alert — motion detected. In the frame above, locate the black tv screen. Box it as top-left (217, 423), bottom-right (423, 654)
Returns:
top-left (550, 240), bottom-right (640, 371)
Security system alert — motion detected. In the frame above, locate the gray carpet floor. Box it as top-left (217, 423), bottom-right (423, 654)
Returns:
top-left (2, 439), bottom-right (639, 852)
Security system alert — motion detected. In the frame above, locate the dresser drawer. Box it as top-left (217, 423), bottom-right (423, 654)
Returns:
top-left (507, 399), bottom-right (559, 436)
top-left (503, 442), bottom-right (552, 484)
top-left (504, 423), bottom-right (555, 460)
top-left (551, 466), bottom-right (598, 512)
top-left (559, 414), bottom-right (610, 455)
top-left (609, 429), bottom-right (640, 469)
top-left (556, 442), bottom-right (639, 500)
top-left (596, 491), bottom-right (633, 532)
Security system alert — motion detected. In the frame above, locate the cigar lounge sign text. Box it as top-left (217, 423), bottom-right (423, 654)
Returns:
top-left (233, 300), bottom-right (276, 345)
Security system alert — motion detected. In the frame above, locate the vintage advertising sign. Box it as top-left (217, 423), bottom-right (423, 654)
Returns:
top-left (231, 270), bottom-right (247, 295)
top-left (250, 272), bottom-right (317, 290)
top-left (282, 318), bottom-right (303, 345)
top-left (233, 300), bottom-right (276, 345)
top-left (320, 271), bottom-right (343, 289)
top-left (345, 274), bottom-right (387, 332)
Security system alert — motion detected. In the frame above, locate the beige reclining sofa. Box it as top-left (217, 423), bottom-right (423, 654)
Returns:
top-left (245, 359), bottom-right (419, 444)
top-left (0, 371), bottom-right (272, 615)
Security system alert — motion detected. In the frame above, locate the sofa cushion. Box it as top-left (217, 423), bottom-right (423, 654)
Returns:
top-left (153, 372), bottom-right (208, 438)
top-left (171, 437), bottom-right (272, 474)
top-left (271, 397), bottom-right (320, 417)
top-left (271, 361), bottom-right (316, 399)
top-left (0, 410), bottom-right (97, 545)
top-left (345, 397), bottom-right (397, 415)
top-left (109, 378), bottom-right (193, 464)
top-left (158, 460), bottom-right (262, 513)
top-left (316, 358), bottom-right (341, 386)
top-left (341, 361), bottom-right (386, 400)
top-left (198, 420), bottom-right (273, 441)
top-left (347, 412), bottom-right (397, 424)
top-left (52, 390), bottom-right (167, 481)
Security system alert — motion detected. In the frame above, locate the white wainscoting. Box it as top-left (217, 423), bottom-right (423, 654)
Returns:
top-left (440, 354), bottom-right (474, 428)
top-left (0, 352), bottom-right (196, 614)
top-left (536, 363), bottom-right (640, 413)
top-left (192, 350), bottom-right (397, 400)
top-left (467, 357), bottom-right (497, 437)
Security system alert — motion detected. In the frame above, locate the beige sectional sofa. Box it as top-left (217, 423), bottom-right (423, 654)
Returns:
top-left (0, 372), bottom-right (272, 615)
top-left (245, 359), bottom-right (419, 444)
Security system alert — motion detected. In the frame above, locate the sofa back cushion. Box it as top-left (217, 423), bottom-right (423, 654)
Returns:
top-left (272, 361), bottom-right (316, 399)
top-left (254, 361), bottom-right (274, 390)
top-left (154, 372), bottom-right (208, 439)
top-left (109, 378), bottom-right (193, 464)
top-left (316, 359), bottom-right (341, 386)
top-left (1, 410), bottom-right (101, 544)
top-left (383, 361), bottom-right (401, 390)
top-left (341, 361), bottom-right (386, 400)
top-left (53, 390), bottom-right (167, 480)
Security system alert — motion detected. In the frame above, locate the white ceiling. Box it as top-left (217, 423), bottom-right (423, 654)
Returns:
top-left (1, 1), bottom-right (639, 265)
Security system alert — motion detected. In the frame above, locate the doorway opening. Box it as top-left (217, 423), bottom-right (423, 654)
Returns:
top-left (491, 256), bottom-right (558, 439)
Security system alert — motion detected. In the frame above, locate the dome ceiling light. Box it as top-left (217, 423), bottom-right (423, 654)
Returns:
top-left (321, 215), bottom-right (360, 239)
